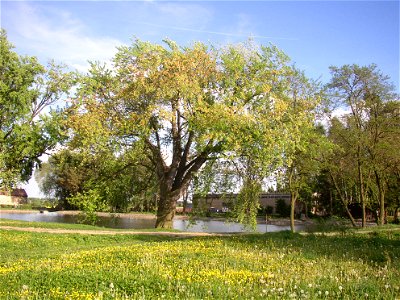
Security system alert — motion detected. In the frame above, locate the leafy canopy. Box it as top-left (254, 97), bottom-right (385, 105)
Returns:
top-left (0, 29), bottom-right (73, 188)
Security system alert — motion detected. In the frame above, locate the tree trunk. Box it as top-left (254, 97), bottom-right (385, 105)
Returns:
top-left (394, 206), bottom-right (399, 224)
top-left (361, 199), bottom-right (366, 227)
top-left (374, 171), bottom-right (386, 226)
top-left (379, 188), bottom-right (385, 225)
top-left (344, 204), bottom-right (357, 227)
top-left (155, 191), bottom-right (178, 228)
top-left (290, 191), bottom-right (297, 233)
top-left (357, 160), bottom-right (366, 228)
top-left (182, 190), bottom-right (188, 214)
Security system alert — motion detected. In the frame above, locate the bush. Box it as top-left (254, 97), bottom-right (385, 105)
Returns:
top-left (67, 190), bottom-right (107, 225)
top-left (257, 206), bottom-right (273, 216)
top-left (275, 198), bottom-right (290, 217)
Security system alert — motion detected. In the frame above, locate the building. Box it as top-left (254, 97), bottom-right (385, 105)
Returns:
top-left (193, 192), bottom-right (302, 215)
top-left (0, 189), bottom-right (28, 206)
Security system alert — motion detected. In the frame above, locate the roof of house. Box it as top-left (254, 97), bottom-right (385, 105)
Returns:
top-left (194, 192), bottom-right (291, 200)
top-left (11, 189), bottom-right (28, 197)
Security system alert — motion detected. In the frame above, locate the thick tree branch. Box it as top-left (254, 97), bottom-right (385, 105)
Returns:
top-left (145, 138), bottom-right (166, 179)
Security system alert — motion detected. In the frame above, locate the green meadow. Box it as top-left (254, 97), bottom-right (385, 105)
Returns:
top-left (0, 220), bottom-right (399, 299)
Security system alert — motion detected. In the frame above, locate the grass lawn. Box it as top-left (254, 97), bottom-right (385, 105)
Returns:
top-left (0, 218), bottom-right (180, 232)
top-left (0, 220), bottom-right (399, 299)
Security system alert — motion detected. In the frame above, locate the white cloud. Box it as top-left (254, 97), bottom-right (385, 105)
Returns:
top-left (4, 2), bottom-right (123, 72)
top-left (23, 176), bottom-right (44, 199)
top-left (331, 106), bottom-right (351, 119)
top-left (317, 105), bottom-right (351, 129)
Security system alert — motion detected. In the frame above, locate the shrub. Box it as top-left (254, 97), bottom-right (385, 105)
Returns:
top-left (67, 190), bottom-right (107, 225)
top-left (276, 198), bottom-right (290, 217)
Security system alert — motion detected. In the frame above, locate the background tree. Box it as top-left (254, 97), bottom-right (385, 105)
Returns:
top-left (327, 64), bottom-right (398, 226)
top-left (386, 170), bottom-right (400, 223)
top-left (364, 97), bottom-right (400, 224)
top-left (0, 29), bottom-right (72, 189)
top-left (36, 149), bottom-right (157, 212)
top-left (66, 40), bottom-right (314, 228)
top-left (277, 68), bottom-right (325, 232)
top-left (325, 117), bottom-right (359, 226)
top-left (35, 150), bottom-right (87, 208)
top-left (285, 126), bottom-right (329, 232)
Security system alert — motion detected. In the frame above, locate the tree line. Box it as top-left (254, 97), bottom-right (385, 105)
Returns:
top-left (1, 29), bottom-right (399, 231)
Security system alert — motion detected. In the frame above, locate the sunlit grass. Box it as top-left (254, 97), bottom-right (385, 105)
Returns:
top-left (0, 218), bottom-right (180, 232)
top-left (0, 218), bottom-right (103, 230)
top-left (0, 223), bottom-right (399, 299)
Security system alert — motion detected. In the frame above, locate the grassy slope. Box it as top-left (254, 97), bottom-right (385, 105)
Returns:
top-left (0, 221), bottom-right (399, 299)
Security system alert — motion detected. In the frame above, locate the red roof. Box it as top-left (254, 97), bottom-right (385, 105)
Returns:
top-left (11, 189), bottom-right (28, 197)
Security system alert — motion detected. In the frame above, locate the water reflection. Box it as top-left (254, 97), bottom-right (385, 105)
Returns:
top-left (0, 212), bottom-right (305, 233)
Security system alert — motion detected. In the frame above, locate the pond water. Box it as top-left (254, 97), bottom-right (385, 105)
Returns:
top-left (0, 212), bottom-right (305, 233)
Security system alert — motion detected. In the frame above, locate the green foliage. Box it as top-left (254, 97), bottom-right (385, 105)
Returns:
top-left (35, 150), bottom-right (89, 207)
top-left (36, 148), bottom-right (158, 212)
top-left (64, 38), bottom-right (324, 228)
top-left (326, 64), bottom-right (399, 226)
top-left (0, 29), bottom-right (73, 188)
top-left (234, 179), bottom-right (262, 229)
top-left (67, 190), bottom-right (107, 225)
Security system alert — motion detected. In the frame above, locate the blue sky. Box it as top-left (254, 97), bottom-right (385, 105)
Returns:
top-left (2, 1), bottom-right (399, 89)
top-left (1, 0), bottom-right (399, 196)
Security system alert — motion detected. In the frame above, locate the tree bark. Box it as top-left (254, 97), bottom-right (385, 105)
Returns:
top-left (379, 189), bottom-right (385, 225)
top-left (394, 206), bottom-right (399, 224)
top-left (357, 156), bottom-right (367, 228)
top-left (290, 191), bottom-right (297, 233)
top-left (342, 203), bottom-right (356, 227)
top-left (153, 153), bottom-right (208, 228)
top-left (374, 170), bottom-right (386, 226)
top-left (182, 189), bottom-right (189, 214)
top-left (154, 174), bottom-right (183, 228)
top-left (155, 191), bottom-right (179, 228)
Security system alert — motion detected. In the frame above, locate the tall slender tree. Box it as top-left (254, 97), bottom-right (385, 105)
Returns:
top-left (328, 64), bottom-right (398, 226)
